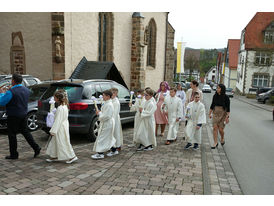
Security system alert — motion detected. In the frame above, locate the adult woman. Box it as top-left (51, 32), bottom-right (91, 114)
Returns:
top-left (209, 84), bottom-right (230, 149)
top-left (176, 83), bottom-right (186, 121)
top-left (154, 81), bottom-right (169, 136)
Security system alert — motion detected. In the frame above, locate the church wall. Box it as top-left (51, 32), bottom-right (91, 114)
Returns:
top-left (0, 12), bottom-right (52, 80)
top-left (64, 12), bottom-right (99, 78)
top-left (143, 12), bottom-right (167, 91)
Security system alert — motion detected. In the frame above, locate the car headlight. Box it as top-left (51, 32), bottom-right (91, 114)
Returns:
top-left (259, 93), bottom-right (265, 96)
top-left (2, 112), bottom-right (7, 118)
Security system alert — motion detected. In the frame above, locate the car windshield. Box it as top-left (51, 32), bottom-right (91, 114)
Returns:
top-left (226, 88), bottom-right (233, 92)
top-left (41, 85), bottom-right (83, 102)
top-left (204, 85), bottom-right (210, 88)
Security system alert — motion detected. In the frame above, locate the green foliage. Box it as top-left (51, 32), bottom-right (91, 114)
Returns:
top-left (199, 49), bottom-right (219, 74)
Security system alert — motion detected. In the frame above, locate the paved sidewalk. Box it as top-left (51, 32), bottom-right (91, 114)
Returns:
top-left (234, 95), bottom-right (273, 112)
top-left (0, 118), bottom-right (242, 195)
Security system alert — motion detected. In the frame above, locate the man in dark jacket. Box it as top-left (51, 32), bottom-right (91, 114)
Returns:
top-left (0, 74), bottom-right (41, 159)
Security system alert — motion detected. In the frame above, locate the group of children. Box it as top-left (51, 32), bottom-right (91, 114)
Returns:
top-left (45, 84), bottom-right (206, 163)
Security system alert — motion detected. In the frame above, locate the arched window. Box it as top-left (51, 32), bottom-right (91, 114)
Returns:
top-left (147, 18), bottom-right (157, 68)
top-left (98, 12), bottom-right (114, 61)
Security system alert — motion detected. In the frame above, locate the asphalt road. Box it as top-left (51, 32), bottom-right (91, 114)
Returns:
top-left (203, 90), bottom-right (274, 195)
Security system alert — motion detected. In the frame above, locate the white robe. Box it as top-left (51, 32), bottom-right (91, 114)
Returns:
top-left (93, 99), bottom-right (116, 153)
top-left (164, 96), bottom-right (183, 140)
top-left (135, 98), bottom-right (157, 147)
top-left (176, 90), bottom-right (186, 121)
top-left (130, 97), bottom-right (146, 143)
top-left (112, 97), bottom-right (123, 148)
top-left (46, 105), bottom-right (76, 160)
top-left (185, 101), bottom-right (206, 144)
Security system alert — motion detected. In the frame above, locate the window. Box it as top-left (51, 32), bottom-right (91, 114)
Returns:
top-left (112, 84), bottom-right (130, 99)
top-left (82, 84), bottom-right (96, 99)
top-left (264, 31), bottom-right (274, 44)
top-left (252, 74), bottom-right (269, 87)
top-left (146, 19), bottom-right (157, 68)
top-left (25, 78), bottom-right (37, 86)
top-left (255, 52), bottom-right (271, 66)
top-left (264, 22), bottom-right (274, 44)
top-left (98, 12), bottom-right (114, 62)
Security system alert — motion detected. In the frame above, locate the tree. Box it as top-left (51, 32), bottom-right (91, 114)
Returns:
top-left (184, 53), bottom-right (200, 79)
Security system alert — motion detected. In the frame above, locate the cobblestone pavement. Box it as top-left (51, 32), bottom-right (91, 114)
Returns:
top-left (0, 118), bottom-right (242, 195)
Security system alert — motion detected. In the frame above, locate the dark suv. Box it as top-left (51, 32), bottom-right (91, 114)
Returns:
top-left (37, 79), bottom-right (135, 141)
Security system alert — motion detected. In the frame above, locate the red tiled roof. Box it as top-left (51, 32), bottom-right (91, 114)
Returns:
top-left (245, 12), bottom-right (274, 50)
top-left (228, 39), bottom-right (240, 69)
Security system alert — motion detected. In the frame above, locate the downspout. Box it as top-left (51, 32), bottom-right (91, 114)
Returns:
top-left (163, 12), bottom-right (169, 81)
top-left (243, 50), bottom-right (248, 95)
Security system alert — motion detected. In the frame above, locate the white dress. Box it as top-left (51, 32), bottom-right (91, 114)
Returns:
top-left (93, 99), bottom-right (116, 153)
top-left (185, 101), bottom-right (206, 144)
top-left (46, 105), bottom-right (76, 160)
top-left (135, 98), bottom-right (157, 147)
top-left (176, 90), bottom-right (186, 121)
top-left (164, 96), bottom-right (183, 140)
top-left (112, 97), bottom-right (123, 148)
top-left (130, 97), bottom-right (146, 143)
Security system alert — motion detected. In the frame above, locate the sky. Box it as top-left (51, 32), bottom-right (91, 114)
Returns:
top-left (2, 0), bottom-right (273, 50)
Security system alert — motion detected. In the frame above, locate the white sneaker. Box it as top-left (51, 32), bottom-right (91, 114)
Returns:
top-left (91, 153), bottom-right (104, 159)
top-left (106, 150), bottom-right (119, 157)
top-left (66, 156), bottom-right (78, 164)
top-left (136, 145), bottom-right (144, 151)
top-left (143, 146), bottom-right (153, 151)
top-left (46, 158), bottom-right (58, 162)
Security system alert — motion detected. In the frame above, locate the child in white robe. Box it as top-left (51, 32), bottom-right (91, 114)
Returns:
top-left (91, 90), bottom-right (116, 159)
top-left (163, 87), bottom-right (183, 145)
top-left (107, 87), bottom-right (123, 156)
top-left (184, 92), bottom-right (206, 150)
top-left (128, 89), bottom-right (145, 147)
top-left (135, 89), bottom-right (157, 151)
top-left (46, 90), bottom-right (78, 164)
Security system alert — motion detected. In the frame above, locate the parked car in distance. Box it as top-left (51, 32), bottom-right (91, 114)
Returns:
top-left (37, 79), bottom-right (136, 141)
top-left (212, 84), bottom-right (217, 90)
top-left (185, 82), bottom-right (191, 90)
top-left (256, 87), bottom-right (273, 99)
top-left (174, 82), bottom-right (186, 90)
top-left (225, 88), bottom-right (234, 98)
top-left (256, 88), bottom-right (274, 104)
top-left (0, 75), bottom-right (8, 80)
top-left (202, 84), bottom-right (211, 93)
top-left (0, 74), bottom-right (41, 88)
top-left (0, 79), bottom-right (47, 131)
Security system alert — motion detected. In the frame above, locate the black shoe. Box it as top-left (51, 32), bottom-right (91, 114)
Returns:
top-left (34, 147), bottom-right (41, 158)
top-left (184, 143), bottom-right (192, 150)
top-left (211, 143), bottom-right (218, 149)
top-left (5, 156), bottom-right (18, 160)
top-left (221, 141), bottom-right (225, 146)
top-left (193, 143), bottom-right (199, 150)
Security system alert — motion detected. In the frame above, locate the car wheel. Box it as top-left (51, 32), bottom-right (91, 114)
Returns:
top-left (86, 116), bottom-right (100, 142)
top-left (26, 112), bottom-right (39, 131)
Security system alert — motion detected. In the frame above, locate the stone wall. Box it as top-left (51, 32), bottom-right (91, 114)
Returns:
top-left (130, 13), bottom-right (146, 91)
top-left (165, 22), bottom-right (175, 86)
top-left (0, 13), bottom-right (52, 80)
